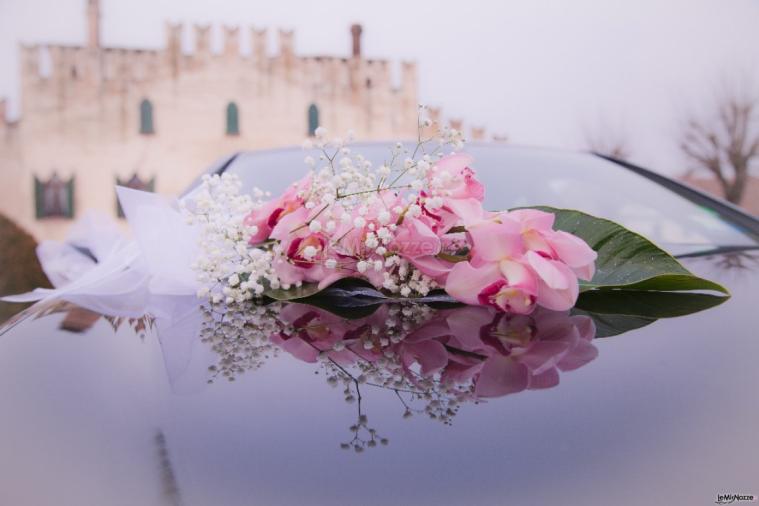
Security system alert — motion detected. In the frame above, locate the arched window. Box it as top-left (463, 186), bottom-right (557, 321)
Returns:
top-left (139, 99), bottom-right (154, 135)
top-left (307, 103), bottom-right (319, 137)
top-left (226, 102), bottom-right (240, 136)
top-left (34, 173), bottom-right (75, 219)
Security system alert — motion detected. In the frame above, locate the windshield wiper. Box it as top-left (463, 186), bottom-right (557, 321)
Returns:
top-left (675, 244), bottom-right (759, 259)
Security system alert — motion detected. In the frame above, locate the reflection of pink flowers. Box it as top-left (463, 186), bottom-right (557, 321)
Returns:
top-left (400, 305), bottom-right (597, 398)
top-left (270, 303), bottom-right (597, 400)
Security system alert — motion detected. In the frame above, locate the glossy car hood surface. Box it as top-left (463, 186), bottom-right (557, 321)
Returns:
top-left (0, 251), bottom-right (757, 506)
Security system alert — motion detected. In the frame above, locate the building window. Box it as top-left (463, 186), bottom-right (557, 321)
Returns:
top-left (307, 103), bottom-right (319, 137)
top-left (139, 98), bottom-right (154, 135)
top-left (116, 174), bottom-right (155, 218)
top-left (226, 102), bottom-right (240, 136)
top-left (34, 174), bottom-right (74, 219)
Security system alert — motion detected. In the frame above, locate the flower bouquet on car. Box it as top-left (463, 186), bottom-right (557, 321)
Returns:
top-left (4, 107), bottom-right (728, 316)
top-left (182, 110), bottom-right (727, 313)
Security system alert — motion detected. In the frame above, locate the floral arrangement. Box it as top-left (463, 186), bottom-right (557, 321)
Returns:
top-left (184, 114), bottom-right (599, 314)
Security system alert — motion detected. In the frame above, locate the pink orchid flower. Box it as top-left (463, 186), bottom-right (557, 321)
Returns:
top-left (502, 209), bottom-right (597, 282)
top-left (446, 210), bottom-right (597, 312)
top-left (427, 153), bottom-right (485, 202)
top-left (243, 174), bottom-right (312, 244)
top-left (391, 217), bottom-right (442, 259)
top-left (446, 220), bottom-right (540, 313)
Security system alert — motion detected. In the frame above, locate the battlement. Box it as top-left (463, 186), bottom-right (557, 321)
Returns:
top-left (19, 22), bottom-right (417, 97)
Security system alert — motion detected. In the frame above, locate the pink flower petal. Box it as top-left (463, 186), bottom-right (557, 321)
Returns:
top-left (474, 355), bottom-right (529, 398)
top-left (434, 153), bottom-right (475, 176)
top-left (400, 340), bottom-right (449, 377)
top-left (503, 209), bottom-right (555, 231)
top-left (468, 221), bottom-right (523, 262)
top-left (445, 261), bottom-right (501, 306)
top-left (269, 207), bottom-right (309, 241)
top-left (557, 339), bottom-right (598, 371)
top-left (443, 198), bottom-right (486, 227)
top-left (528, 367), bottom-right (560, 390)
top-left (547, 230), bottom-right (597, 280)
top-left (525, 250), bottom-right (570, 290)
top-left (394, 218), bottom-right (442, 259)
top-left (526, 252), bottom-right (580, 311)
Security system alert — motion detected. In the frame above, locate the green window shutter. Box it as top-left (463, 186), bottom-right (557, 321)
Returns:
top-left (308, 104), bottom-right (319, 137)
top-left (226, 102), bottom-right (239, 136)
top-left (65, 177), bottom-right (75, 218)
top-left (140, 99), bottom-right (154, 135)
top-left (34, 176), bottom-right (44, 219)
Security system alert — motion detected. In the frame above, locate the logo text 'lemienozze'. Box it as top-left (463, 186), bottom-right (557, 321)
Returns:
top-left (715, 493), bottom-right (757, 505)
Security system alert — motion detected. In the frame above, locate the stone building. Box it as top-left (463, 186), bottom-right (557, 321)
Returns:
top-left (0, 0), bottom-right (424, 240)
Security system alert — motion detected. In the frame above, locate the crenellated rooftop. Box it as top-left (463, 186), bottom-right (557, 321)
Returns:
top-left (17, 19), bottom-right (417, 95)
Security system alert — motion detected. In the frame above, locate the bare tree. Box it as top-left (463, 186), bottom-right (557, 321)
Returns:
top-left (584, 120), bottom-right (631, 160)
top-left (680, 91), bottom-right (759, 204)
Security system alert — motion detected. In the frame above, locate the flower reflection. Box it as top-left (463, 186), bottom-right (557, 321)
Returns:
top-left (199, 300), bottom-right (597, 451)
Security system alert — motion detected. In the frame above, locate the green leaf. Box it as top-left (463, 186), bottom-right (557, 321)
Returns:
top-left (435, 252), bottom-right (469, 263)
top-left (528, 206), bottom-right (729, 295)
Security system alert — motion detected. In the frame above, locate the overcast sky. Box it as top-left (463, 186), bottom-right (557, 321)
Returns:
top-left (1, 0), bottom-right (757, 174)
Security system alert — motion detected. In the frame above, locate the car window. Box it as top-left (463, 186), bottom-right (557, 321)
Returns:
top-left (221, 143), bottom-right (758, 255)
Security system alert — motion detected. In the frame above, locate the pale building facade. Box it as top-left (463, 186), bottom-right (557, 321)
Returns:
top-left (0, 0), bottom-right (423, 240)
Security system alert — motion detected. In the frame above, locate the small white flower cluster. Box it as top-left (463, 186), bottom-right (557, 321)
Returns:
top-left (379, 256), bottom-right (437, 296)
top-left (182, 173), bottom-right (280, 304)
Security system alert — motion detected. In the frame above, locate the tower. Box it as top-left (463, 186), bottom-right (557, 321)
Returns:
top-left (350, 24), bottom-right (362, 58)
top-left (87, 0), bottom-right (101, 49)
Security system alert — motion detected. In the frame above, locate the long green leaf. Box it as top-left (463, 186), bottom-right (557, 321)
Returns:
top-left (530, 206), bottom-right (729, 294)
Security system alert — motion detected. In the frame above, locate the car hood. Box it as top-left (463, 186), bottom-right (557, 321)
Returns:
top-left (0, 251), bottom-right (757, 506)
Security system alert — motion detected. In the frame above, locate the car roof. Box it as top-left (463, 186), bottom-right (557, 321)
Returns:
top-left (214, 142), bottom-right (759, 255)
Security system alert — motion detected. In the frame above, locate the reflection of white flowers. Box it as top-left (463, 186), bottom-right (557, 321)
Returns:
top-left (200, 302), bottom-right (280, 383)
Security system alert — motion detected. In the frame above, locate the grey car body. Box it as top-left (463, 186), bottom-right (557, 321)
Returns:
top-left (1, 143), bottom-right (758, 506)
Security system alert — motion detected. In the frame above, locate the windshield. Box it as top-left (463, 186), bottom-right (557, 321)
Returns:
top-left (220, 143), bottom-right (757, 256)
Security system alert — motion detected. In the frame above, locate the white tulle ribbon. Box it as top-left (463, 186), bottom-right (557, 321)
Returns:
top-left (2, 186), bottom-right (201, 304)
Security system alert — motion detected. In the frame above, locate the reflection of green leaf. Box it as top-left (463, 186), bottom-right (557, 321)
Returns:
top-left (575, 290), bottom-right (729, 317)
top-left (297, 299), bottom-right (380, 319)
top-left (528, 206), bottom-right (729, 295)
top-left (571, 311), bottom-right (655, 338)
top-left (263, 282), bottom-right (322, 301)
top-left (572, 290), bottom-right (730, 337)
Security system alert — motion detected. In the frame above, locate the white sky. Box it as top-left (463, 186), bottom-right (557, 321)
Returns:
top-left (1, 0), bottom-right (757, 174)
